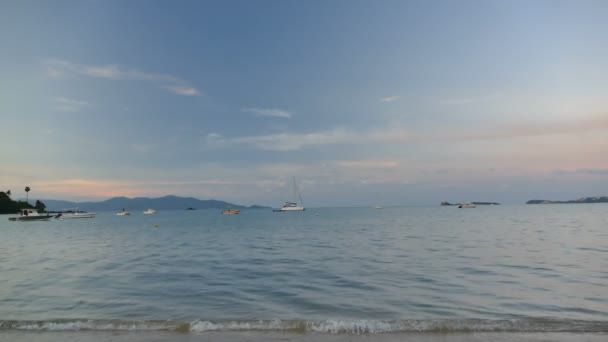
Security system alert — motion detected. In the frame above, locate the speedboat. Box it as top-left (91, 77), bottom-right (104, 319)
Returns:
top-left (458, 203), bottom-right (476, 208)
top-left (8, 209), bottom-right (53, 221)
top-left (143, 209), bottom-right (157, 215)
top-left (54, 208), bottom-right (96, 219)
top-left (222, 208), bottom-right (240, 215)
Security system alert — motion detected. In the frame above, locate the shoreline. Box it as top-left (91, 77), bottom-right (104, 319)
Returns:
top-left (2, 331), bottom-right (608, 342)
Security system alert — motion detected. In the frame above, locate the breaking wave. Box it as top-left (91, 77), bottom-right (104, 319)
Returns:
top-left (2, 318), bottom-right (608, 334)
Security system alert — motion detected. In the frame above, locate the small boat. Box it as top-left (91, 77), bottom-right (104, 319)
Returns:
top-left (274, 177), bottom-right (305, 212)
top-left (116, 208), bottom-right (130, 216)
top-left (375, 206), bottom-right (384, 209)
top-left (8, 209), bottom-right (53, 221)
top-left (54, 208), bottom-right (96, 219)
top-left (458, 203), bottom-right (476, 208)
top-left (143, 209), bottom-right (157, 215)
top-left (222, 208), bottom-right (240, 215)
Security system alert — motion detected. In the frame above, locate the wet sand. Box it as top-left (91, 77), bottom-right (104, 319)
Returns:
top-left (2, 331), bottom-right (608, 342)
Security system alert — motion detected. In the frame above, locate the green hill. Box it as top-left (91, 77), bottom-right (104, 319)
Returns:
top-left (0, 192), bottom-right (46, 214)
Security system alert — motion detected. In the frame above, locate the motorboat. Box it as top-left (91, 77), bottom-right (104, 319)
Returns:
top-left (54, 208), bottom-right (96, 219)
top-left (458, 203), bottom-right (476, 208)
top-left (222, 208), bottom-right (240, 215)
top-left (8, 209), bottom-right (53, 221)
top-left (143, 209), bottom-right (157, 215)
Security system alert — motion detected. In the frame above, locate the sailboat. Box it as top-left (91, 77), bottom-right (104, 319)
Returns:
top-left (274, 176), bottom-right (305, 212)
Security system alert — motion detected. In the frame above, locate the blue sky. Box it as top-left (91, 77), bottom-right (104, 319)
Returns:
top-left (1, 0), bottom-right (608, 206)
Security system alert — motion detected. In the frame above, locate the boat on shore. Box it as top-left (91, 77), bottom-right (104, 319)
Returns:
top-left (274, 177), bottom-right (305, 212)
top-left (8, 209), bottom-right (53, 221)
top-left (53, 208), bottom-right (96, 219)
top-left (222, 208), bottom-right (240, 215)
top-left (143, 209), bottom-right (157, 215)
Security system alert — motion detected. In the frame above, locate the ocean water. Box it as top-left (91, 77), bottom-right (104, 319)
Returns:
top-left (1, 205), bottom-right (607, 341)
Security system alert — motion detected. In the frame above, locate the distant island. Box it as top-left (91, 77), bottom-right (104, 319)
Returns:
top-left (441, 201), bottom-right (500, 206)
top-left (41, 195), bottom-right (270, 211)
top-left (526, 196), bottom-right (608, 204)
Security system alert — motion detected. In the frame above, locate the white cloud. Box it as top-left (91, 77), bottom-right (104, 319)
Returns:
top-left (335, 160), bottom-right (399, 169)
top-left (243, 107), bottom-right (292, 118)
top-left (201, 113), bottom-right (608, 152)
top-left (230, 129), bottom-right (355, 151)
top-left (380, 96), bottom-right (399, 103)
top-left (202, 127), bottom-right (417, 151)
top-left (44, 59), bottom-right (201, 96)
top-left (55, 97), bottom-right (89, 112)
top-left (165, 86), bottom-right (201, 96)
top-left (438, 93), bottom-right (500, 105)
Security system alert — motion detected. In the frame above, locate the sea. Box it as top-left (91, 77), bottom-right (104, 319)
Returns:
top-left (1, 205), bottom-right (607, 342)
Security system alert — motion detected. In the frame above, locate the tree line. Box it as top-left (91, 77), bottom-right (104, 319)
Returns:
top-left (0, 190), bottom-right (46, 214)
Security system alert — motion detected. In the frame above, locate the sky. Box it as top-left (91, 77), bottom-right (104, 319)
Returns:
top-left (1, 0), bottom-right (608, 207)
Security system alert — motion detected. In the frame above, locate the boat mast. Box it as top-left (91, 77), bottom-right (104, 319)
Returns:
top-left (293, 176), bottom-right (304, 206)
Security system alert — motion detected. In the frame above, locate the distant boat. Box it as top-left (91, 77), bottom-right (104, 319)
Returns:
top-left (143, 209), bottom-right (157, 215)
top-left (274, 177), bottom-right (305, 212)
top-left (458, 203), bottom-right (476, 208)
top-left (54, 208), bottom-right (95, 219)
top-left (116, 208), bottom-right (130, 216)
top-left (375, 206), bottom-right (384, 209)
top-left (8, 209), bottom-right (53, 221)
top-left (222, 208), bottom-right (240, 215)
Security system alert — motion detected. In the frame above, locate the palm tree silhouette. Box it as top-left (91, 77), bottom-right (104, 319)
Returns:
top-left (25, 186), bottom-right (30, 203)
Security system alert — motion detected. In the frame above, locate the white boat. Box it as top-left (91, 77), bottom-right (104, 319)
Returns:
top-left (143, 209), bottom-right (157, 215)
top-left (458, 203), bottom-right (476, 208)
top-left (8, 209), bottom-right (53, 221)
top-left (116, 209), bottom-right (130, 216)
top-left (54, 208), bottom-right (96, 219)
top-left (274, 177), bottom-right (305, 212)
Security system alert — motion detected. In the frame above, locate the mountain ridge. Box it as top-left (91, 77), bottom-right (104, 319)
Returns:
top-left (526, 196), bottom-right (608, 204)
top-left (42, 195), bottom-right (269, 211)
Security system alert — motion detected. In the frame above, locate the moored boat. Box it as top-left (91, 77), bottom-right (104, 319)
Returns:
top-left (116, 208), bottom-right (130, 216)
top-left (53, 208), bottom-right (96, 219)
top-left (222, 208), bottom-right (240, 215)
top-left (143, 209), bottom-right (157, 215)
top-left (274, 177), bottom-right (305, 212)
top-left (8, 209), bottom-right (53, 221)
